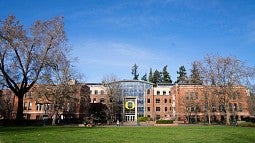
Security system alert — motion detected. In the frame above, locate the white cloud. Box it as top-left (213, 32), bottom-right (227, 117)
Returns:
top-left (74, 39), bottom-right (159, 67)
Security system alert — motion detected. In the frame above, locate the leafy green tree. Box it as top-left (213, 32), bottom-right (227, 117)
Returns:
top-left (176, 66), bottom-right (188, 83)
top-left (189, 62), bottom-right (202, 84)
top-left (162, 65), bottom-right (172, 83)
top-left (153, 70), bottom-right (161, 84)
top-left (148, 68), bottom-right (153, 83)
top-left (141, 73), bottom-right (147, 81)
top-left (132, 64), bottom-right (139, 80)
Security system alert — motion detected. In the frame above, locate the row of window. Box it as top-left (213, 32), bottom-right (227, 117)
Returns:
top-left (24, 92), bottom-right (33, 98)
top-left (187, 103), bottom-right (243, 112)
top-left (147, 90), bottom-right (171, 95)
top-left (147, 98), bottom-right (172, 104)
top-left (24, 102), bottom-right (51, 111)
top-left (90, 90), bottom-right (105, 95)
top-left (92, 98), bottom-right (105, 103)
top-left (147, 107), bottom-right (174, 112)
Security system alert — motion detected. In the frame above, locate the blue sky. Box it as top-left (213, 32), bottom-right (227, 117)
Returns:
top-left (1, 0), bottom-right (255, 82)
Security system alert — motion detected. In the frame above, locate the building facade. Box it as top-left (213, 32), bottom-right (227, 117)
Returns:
top-left (89, 80), bottom-right (251, 123)
top-left (0, 80), bottom-right (251, 124)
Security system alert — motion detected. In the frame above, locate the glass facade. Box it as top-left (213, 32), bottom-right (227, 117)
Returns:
top-left (118, 80), bottom-right (153, 118)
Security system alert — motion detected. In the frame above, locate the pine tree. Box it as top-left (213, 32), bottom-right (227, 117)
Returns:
top-left (131, 64), bottom-right (139, 80)
top-left (162, 65), bottom-right (172, 83)
top-left (190, 62), bottom-right (202, 84)
top-left (176, 66), bottom-right (188, 83)
top-left (153, 69), bottom-right (161, 84)
top-left (141, 73), bottom-right (147, 81)
top-left (148, 68), bottom-right (153, 83)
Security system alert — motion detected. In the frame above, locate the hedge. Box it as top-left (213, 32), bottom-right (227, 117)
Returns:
top-left (237, 122), bottom-right (255, 128)
top-left (138, 117), bottom-right (151, 122)
top-left (156, 120), bottom-right (174, 124)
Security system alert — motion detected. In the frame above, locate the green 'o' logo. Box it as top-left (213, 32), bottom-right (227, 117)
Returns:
top-left (125, 101), bottom-right (135, 110)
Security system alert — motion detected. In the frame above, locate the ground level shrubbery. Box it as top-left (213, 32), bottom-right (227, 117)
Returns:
top-left (155, 120), bottom-right (174, 124)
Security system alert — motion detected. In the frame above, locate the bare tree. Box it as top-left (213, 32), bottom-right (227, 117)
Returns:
top-left (0, 15), bottom-right (69, 123)
top-left (197, 54), bottom-right (254, 125)
top-left (102, 75), bottom-right (123, 124)
top-left (37, 58), bottom-right (88, 125)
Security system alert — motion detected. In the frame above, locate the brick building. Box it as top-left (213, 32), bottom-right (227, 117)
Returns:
top-left (88, 80), bottom-right (250, 123)
top-left (0, 80), bottom-right (251, 124)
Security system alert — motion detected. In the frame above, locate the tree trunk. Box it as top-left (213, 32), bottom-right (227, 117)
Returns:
top-left (52, 113), bottom-right (56, 126)
top-left (208, 112), bottom-right (211, 125)
top-left (16, 94), bottom-right (24, 125)
top-left (226, 111), bottom-right (230, 125)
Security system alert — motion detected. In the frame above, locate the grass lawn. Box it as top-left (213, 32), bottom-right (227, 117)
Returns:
top-left (0, 125), bottom-right (254, 143)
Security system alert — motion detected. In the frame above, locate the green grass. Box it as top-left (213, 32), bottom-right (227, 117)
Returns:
top-left (0, 126), bottom-right (254, 143)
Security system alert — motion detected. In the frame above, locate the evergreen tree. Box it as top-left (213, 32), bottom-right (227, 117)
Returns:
top-left (131, 64), bottom-right (139, 80)
top-left (189, 62), bottom-right (202, 84)
top-left (153, 69), bottom-right (161, 84)
top-left (148, 68), bottom-right (153, 83)
top-left (176, 66), bottom-right (188, 83)
top-left (141, 73), bottom-right (147, 81)
top-left (162, 65), bottom-right (172, 83)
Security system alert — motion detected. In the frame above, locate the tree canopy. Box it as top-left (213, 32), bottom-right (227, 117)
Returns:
top-left (176, 66), bottom-right (188, 83)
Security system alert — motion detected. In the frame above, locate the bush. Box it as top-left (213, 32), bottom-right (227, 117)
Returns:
top-left (238, 122), bottom-right (255, 127)
top-left (138, 117), bottom-right (151, 122)
top-left (156, 120), bottom-right (174, 124)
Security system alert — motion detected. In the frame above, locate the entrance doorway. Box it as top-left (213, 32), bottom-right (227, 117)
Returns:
top-left (124, 98), bottom-right (137, 122)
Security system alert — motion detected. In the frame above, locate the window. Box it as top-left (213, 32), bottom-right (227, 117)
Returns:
top-left (165, 107), bottom-right (167, 111)
top-left (100, 98), bottom-right (105, 103)
top-left (156, 98), bottom-right (160, 103)
top-left (24, 102), bottom-right (28, 110)
top-left (147, 98), bottom-right (150, 103)
top-left (147, 115), bottom-right (151, 118)
top-left (157, 91), bottom-right (160, 95)
top-left (93, 98), bottom-right (96, 103)
top-left (94, 90), bottom-right (98, 95)
top-left (191, 107), bottom-right (194, 112)
top-left (100, 90), bottom-right (104, 95)
top-left (170, 107), bottom-right (172, 111)
top-left (163, 91), bottom-right (166, 95)
top-left (164, 99), bottom-right (167, 103)
top-left (195, 92), bottom-right (198, 99)
top-left (234, 103), bottom-right (237, 111)
top-left (36, 104), bottom-right (42, 111)
top-left (156, 107), bottom-right (160, 112)
top-left (169, 99), bottom-right (171, 103)
top-left (147, 107), bottom-right (151, 112)
top-left (147, 89), bottom-right (150, 94)
top-left (28, 102), bottom-right (32, 110)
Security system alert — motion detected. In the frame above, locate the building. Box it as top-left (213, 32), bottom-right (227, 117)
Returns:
top-left (0, 80), bottom-right (251, 124)
top-left (1, 83), bottom-right (90, 123)
top-left (89, 80), bottom-right (251, 123)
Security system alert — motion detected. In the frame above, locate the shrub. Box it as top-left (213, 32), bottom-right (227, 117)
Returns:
top-left (238, 122), bottom-right (255, 127)
top-left (138, 117), bottom-right (151, 122)
top-left (156, 120), bottom-right (174, 124)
